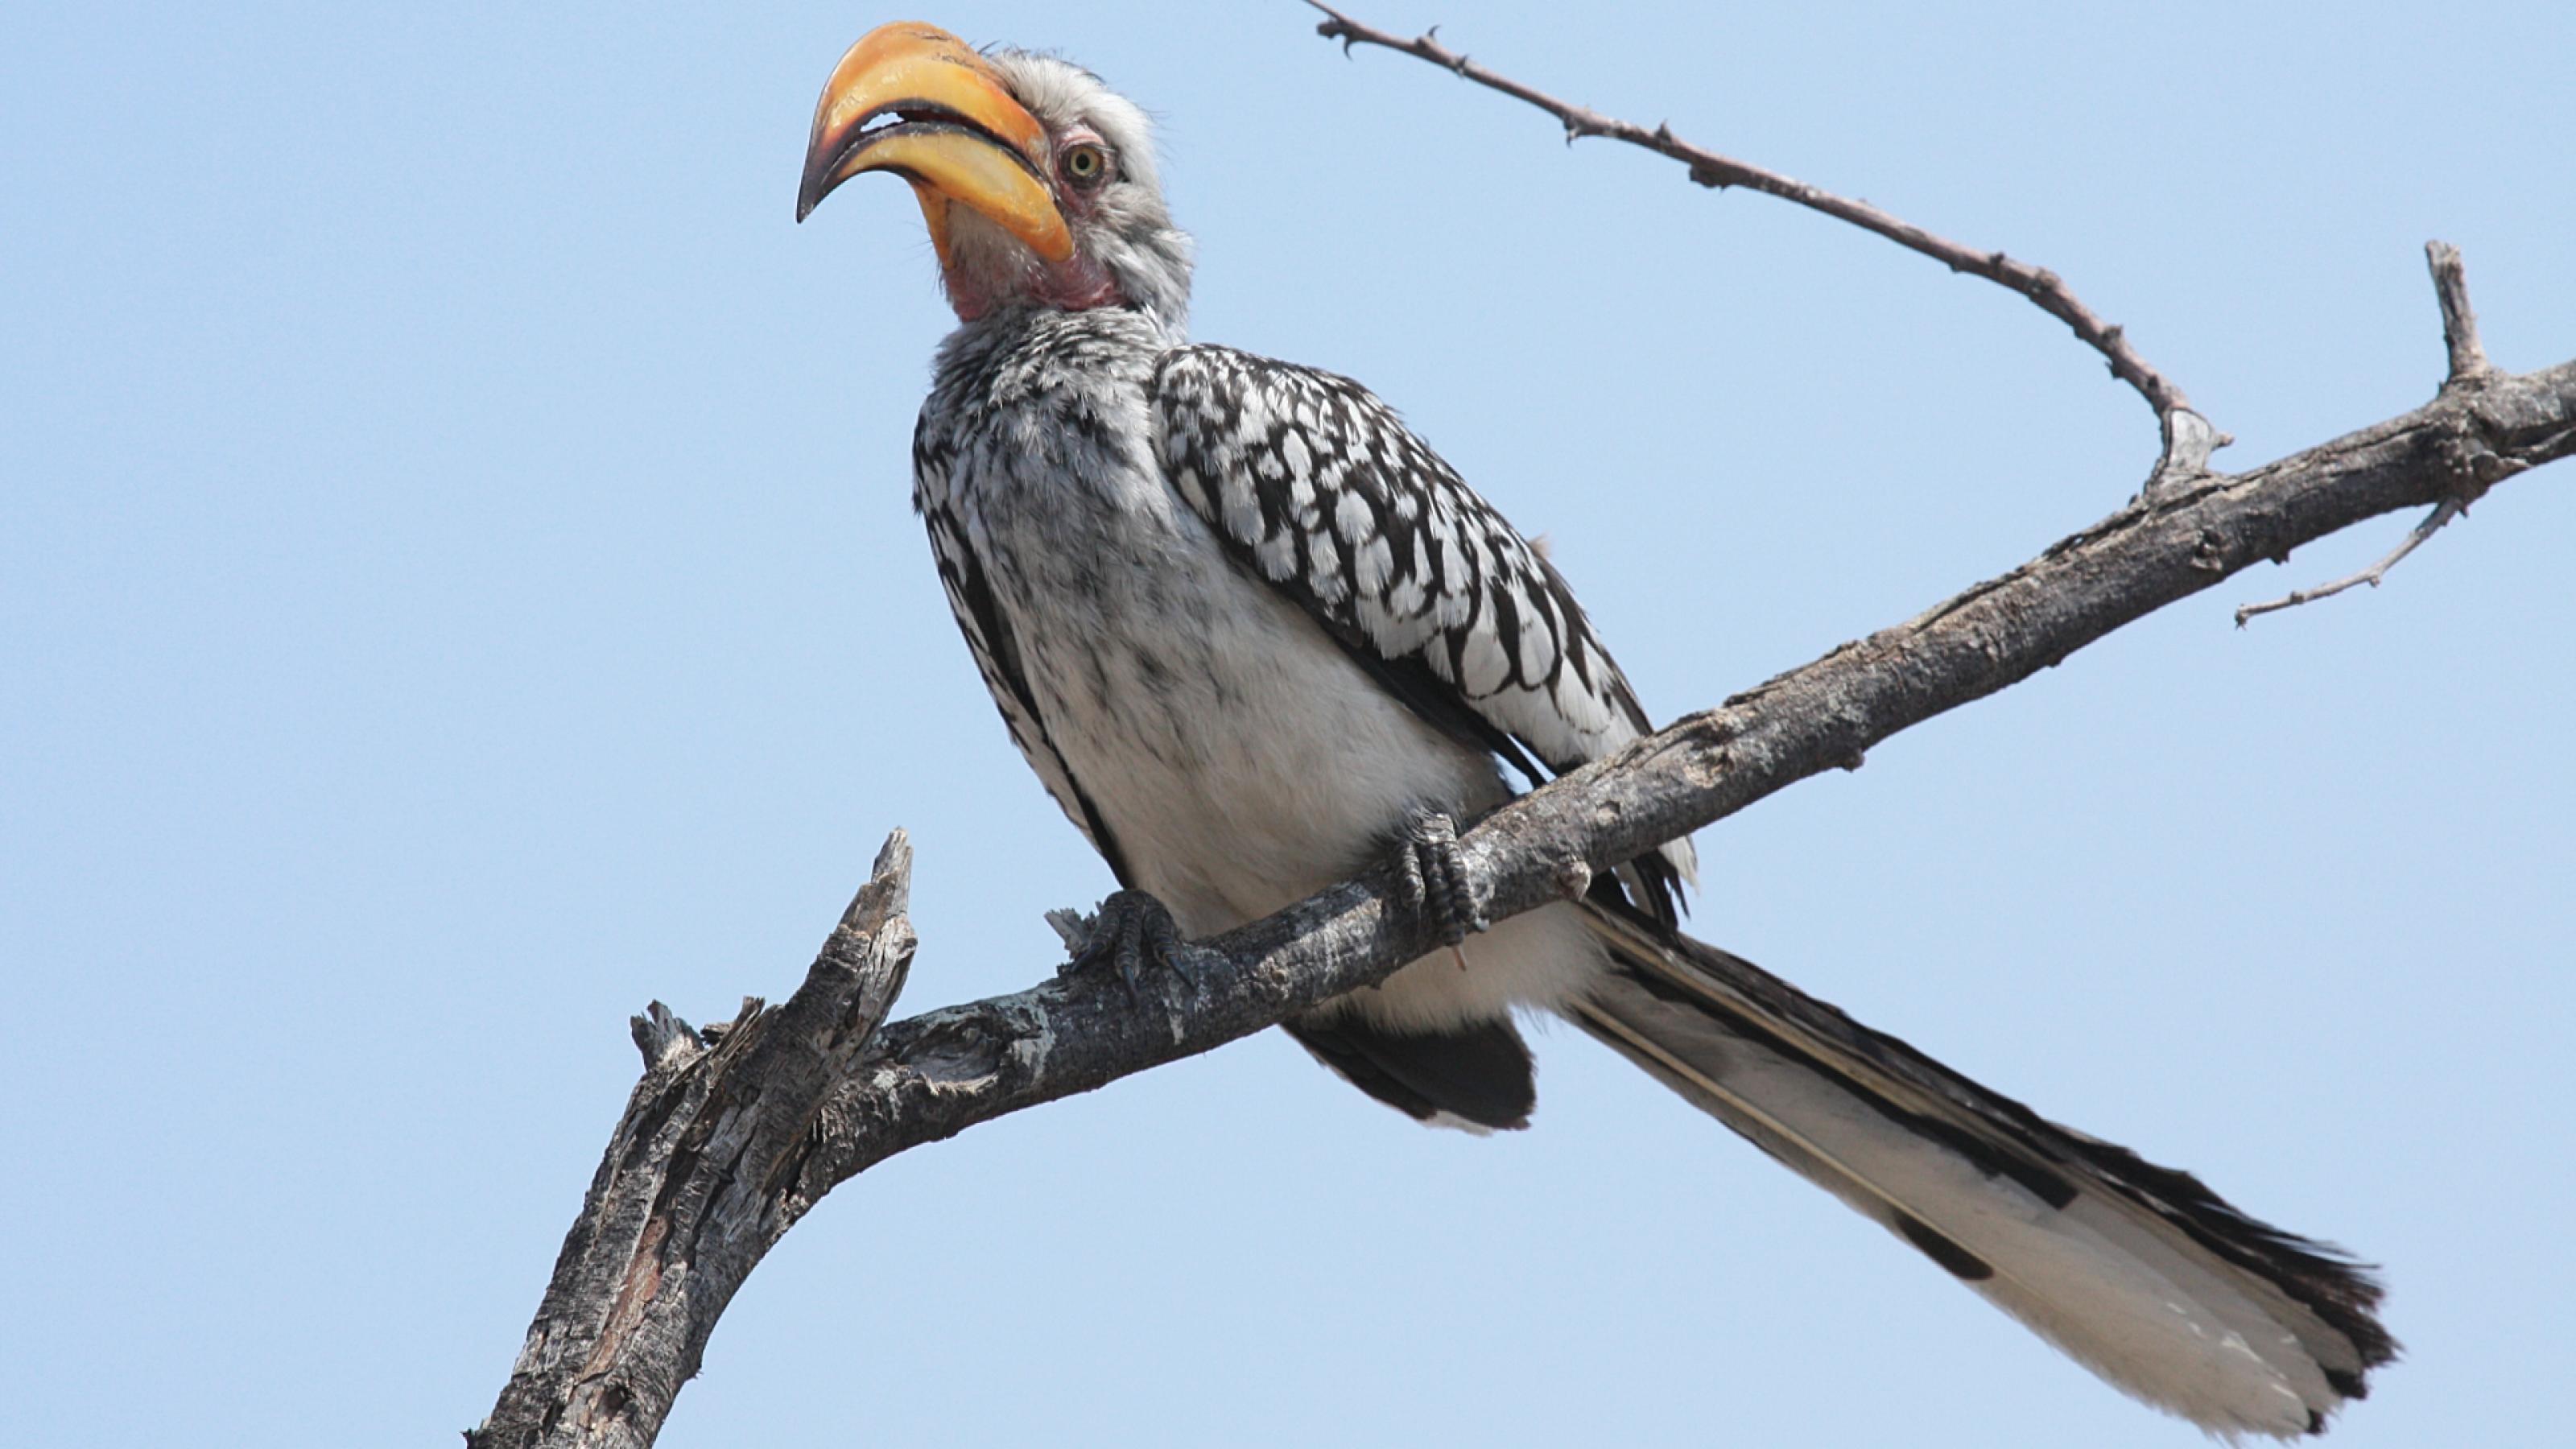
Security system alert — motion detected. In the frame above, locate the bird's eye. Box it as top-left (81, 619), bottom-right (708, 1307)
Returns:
top-left (1060, 142), bottom-right (1108, 186)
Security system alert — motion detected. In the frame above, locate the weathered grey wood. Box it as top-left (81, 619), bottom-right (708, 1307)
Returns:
top-left (2428, 240), bottom-right (2495, 386)
top-left (469, 834), bottom-right (916, 1449)
top-left (2234, 245), bottom-right (2514, 624)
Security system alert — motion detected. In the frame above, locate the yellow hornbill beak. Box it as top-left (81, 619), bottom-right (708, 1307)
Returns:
top-left (795, 21), bottom-right (1074, 269)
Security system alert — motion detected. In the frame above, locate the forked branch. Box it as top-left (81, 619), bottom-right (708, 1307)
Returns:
top-left (2234, 242), bottom-right (2552, 624)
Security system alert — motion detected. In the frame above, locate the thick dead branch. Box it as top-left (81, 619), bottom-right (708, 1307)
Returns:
top-left (477, 345), bottom-right (2574, 1447)
top-left (1304, 0), bottom-right (2219, 485)
top-left (469, 834), bottom-right (918, 1449)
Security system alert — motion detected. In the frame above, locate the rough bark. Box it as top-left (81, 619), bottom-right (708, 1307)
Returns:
top-left (471, 836), bottom-right (917, 1449)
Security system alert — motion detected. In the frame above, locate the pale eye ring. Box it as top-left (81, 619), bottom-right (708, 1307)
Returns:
top-left (1060, 142), bottom-right (1108, 186)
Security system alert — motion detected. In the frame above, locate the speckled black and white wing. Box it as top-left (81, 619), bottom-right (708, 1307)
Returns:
top-left (913, 417), bottom-right (1135, 887)
top-left (1150, 345), bottom-right (1693, 890)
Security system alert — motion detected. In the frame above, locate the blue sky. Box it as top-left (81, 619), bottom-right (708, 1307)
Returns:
top-left (4, 3), bottom-right (2570, 1446)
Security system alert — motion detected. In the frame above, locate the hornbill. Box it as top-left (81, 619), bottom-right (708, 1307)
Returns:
top-left (795, 22), bottom-right (2393, 1437)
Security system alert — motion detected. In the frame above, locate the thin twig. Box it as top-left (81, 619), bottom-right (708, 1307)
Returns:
top-left (2235, 242), bottom-right (2507, 625)
top-left (1304, 2), bottom-right (2207, 449)
top-left (2232, 497), bottom-right (2469, 626)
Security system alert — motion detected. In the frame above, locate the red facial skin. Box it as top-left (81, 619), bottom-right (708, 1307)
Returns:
top-left (941, 126), bottom-right (1126, 321)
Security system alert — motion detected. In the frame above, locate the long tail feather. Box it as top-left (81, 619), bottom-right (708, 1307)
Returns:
top-left (1568, 900), bottom-right (2395, 1439)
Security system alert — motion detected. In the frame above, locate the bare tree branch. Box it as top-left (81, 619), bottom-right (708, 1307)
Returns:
top-left (2234, 244), bottom-right (2545, 624)
top-left (473, 335), bottom-right (2574, 1446)
top-left (811, 354), bottom-right (2576, 1203)
top-left (1302, 0), bottom-right (2220, 484)
top-left (1289, 5), bottom-right (2536, 622)
top-left (2429, 239), bottom-right (2495, 386)
top-left (470, 835), bottom-right (918, 1449)
top-left (2231, 494), bottom-right (2471, 626)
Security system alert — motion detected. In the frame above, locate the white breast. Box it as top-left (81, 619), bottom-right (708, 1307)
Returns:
top-left (964, 422), bottom-right (1604, 1032)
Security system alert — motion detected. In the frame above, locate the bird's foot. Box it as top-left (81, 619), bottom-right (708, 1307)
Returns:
top-left (1397, 810), bottom-right (1488, 947)
top-left (1050, 889), bottom-right (1196, 999)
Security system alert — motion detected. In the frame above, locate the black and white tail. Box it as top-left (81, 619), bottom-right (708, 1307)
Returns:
top-left (1567, 901), bottom-right (2395, 1439)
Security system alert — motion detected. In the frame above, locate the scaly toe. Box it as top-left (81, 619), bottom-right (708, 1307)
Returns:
top-left (1062, 888), bottom-right (1190, 999)
top-left (1402, 811), bottom-right (1488, 947)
